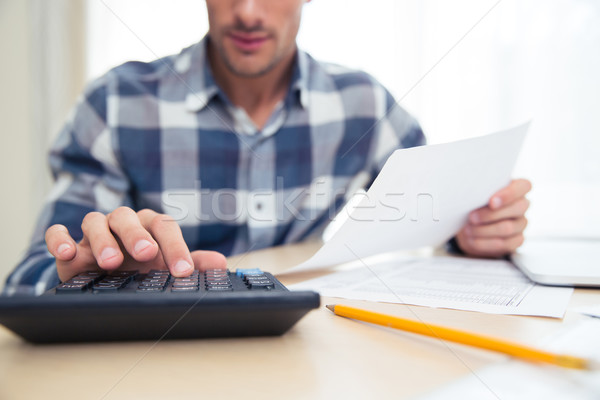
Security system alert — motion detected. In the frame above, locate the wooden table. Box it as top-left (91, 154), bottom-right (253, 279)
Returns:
top-left (0, 241), bottom-right (598, 400)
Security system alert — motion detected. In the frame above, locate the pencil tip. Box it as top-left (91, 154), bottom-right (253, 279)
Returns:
top-left (325, 304), bottom-right (335, 312)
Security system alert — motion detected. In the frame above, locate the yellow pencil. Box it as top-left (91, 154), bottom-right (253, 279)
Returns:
top-left (326, 304), bottom-right (598, 370)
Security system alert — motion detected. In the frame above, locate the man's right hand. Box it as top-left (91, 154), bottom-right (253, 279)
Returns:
top-left (45, 207), bottom-right (227, 282)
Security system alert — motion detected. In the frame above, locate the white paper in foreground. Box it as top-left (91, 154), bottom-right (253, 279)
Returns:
top-left (289, 256), bottom-right (573, 318)
top-left (284, 123), bottom-right (529, 274)
top-left (417, 319), bottom-right (600, 400)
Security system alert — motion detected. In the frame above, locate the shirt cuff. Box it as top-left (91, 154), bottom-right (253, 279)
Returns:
top-left (446, 236), bottom-right (465, 255)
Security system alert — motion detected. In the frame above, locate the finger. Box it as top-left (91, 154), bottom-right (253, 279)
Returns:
top-left (55, 246), bottom-right (101, 282)
top-left (489, 179), bottom-right (532, 210)
top-left (458, 234), bottom-right (525, 258)
top-left (190, 250), bottom-right (227, 271)
top-left (45, 224), bottom-right (77, 261)
top-left (464, 217), bottom-right (528, 239)
top-left (107, 207), bottom-right (158, 262)
top-left (138, 209), bottom-right (193, 277)
top-left (81, 212), bottom-right (124, 270)
top-left (50, 234), bottom-right (102, 283)
top-left (470, 198), bottom-right (530, 225)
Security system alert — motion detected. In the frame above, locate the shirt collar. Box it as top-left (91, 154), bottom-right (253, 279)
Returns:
top-left (184, 35), bottom-right (309, 113)
top-left (184, 37), bottom-right (219, 112)
top-left (293, 48), bottom-right (309, 109)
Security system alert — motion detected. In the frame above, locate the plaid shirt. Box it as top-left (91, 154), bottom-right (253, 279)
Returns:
top-left (4, 36), bottom-right (424, 296)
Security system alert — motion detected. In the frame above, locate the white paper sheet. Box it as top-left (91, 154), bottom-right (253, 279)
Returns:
top-left (417, 319), bottom-right (600, 400)
top-left (284, 123), bottom-right (529, 274)
top-left (289, 256), bottom-right (573, 318)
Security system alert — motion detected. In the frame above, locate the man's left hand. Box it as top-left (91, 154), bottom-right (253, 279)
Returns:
top-left (456, 179), bottom-right (532, 258)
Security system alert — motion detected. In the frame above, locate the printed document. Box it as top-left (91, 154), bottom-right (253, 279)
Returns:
top-left (284, 123), bottom-right (529, 274)
top-left (289, 256), bottom-right (573, 318)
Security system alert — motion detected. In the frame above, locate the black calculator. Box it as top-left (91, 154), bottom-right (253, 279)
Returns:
top-left (0, 268), bottom-right (320, 343)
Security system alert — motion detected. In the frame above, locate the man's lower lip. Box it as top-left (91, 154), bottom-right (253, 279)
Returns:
top-left (229, 35), bottom-right (268, 52)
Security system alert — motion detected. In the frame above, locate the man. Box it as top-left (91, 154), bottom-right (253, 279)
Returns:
top-left (5, 0), bottom-right (531, 295)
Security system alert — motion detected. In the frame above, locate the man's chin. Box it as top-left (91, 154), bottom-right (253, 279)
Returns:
top-left (224, 59), bottom-right (277, 78)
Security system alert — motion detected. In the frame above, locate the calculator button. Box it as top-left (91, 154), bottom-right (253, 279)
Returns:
top-left (94, 281), bottom-right (126, 289)
top-left (204, 275), bottom-right (228, 279)
top-left (148, 270), bottom-right (170, 275)
top-left (205, 283), bottom-right (232, 289)
top-left (248, 282), bottom-right (275, 289)
top-left (246, 276), bottom-right (271, 283)
top-left (173, 278), bottom-right (198, 283)
top-left (205, 278), bottom-right (230, 284)
top-left (108, 277), bottom-right (134, 284)
top-left (136, 287), bottom-right (164, 293)
top-left (141, 282), bottom-right (167, 288)
top-left (77, 273), bottom-right (105, 282)
top-left (204, 271), bottom-right (228, 276)
top-left (147, 273), bottom-right (169, 279)
top-left (236, 268), bottom-right (263, 277)
top-left (143, 278), bottom-right (168, 284)
top-left (98, 277), bottom-right (126, 284)
top-left (205, 277), bottom-right (230, 282)
top-left (172, 282), bottom-right (199, 288)
top-left (244, 273), bottom-right (267, 279)
top-left (206, 286), bottom-right (233, 291)
top-left (246, 281), bottom-right (272, 287)
top-left (94, 281), bottom-right (123, 286)
top-left (68, 278), bottom-right (93, 283)
top-left (171, 286), bottom-right (199, 292)
top-left (93, 286), bottom-right (122, 292)
top-left (138, 283), bottom-right (165, 288)
top-left (65, 279), bottom-right (93, 287)
top-left (56, 283), bottom-right (88, 293)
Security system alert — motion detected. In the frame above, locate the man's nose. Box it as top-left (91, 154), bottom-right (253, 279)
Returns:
top-left (233, 0), bottom-right (264, 29)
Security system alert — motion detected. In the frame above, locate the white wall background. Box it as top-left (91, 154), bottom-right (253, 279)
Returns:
top-left (1, 0), bottom-right (599, 288)
top-left (0, 1), bottom-right (35, 290)
top-left (0, 0), bottom-right (85, 290)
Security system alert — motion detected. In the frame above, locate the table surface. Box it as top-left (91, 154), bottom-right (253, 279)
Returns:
top-left (0, 241), bottom-right (598, 400)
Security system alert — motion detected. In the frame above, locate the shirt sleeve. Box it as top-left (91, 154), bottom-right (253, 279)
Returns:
top-left (3, 77), bottom-right (132, 296)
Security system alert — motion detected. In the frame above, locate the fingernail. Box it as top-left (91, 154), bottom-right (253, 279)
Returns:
top-left (491, 197), bottom-right (502, 209)
top-left (57, 243), bottom-right (71, 256)
top-left (134, 239), bottom-right (153, 255)
top-left (100, 247), bottom-right (119, 262)
top-left (174, 260), bottom-right (192, 274)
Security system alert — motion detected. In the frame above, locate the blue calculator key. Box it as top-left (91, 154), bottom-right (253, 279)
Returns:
top-left (235, 268), bottom-right (263, 277)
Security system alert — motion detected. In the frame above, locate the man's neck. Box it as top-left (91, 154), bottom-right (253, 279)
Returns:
top-left (207, 40), bottom-right (296, 130)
